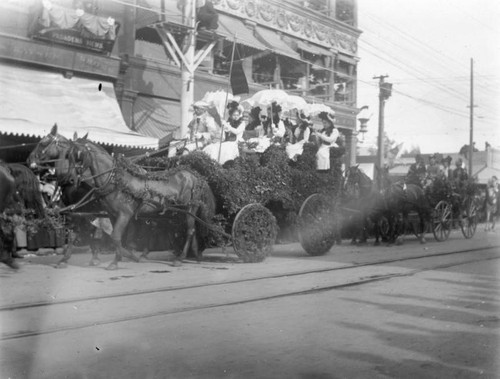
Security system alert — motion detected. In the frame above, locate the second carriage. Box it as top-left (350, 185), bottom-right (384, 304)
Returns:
top-left (426, 177), bottom-right (478, 241)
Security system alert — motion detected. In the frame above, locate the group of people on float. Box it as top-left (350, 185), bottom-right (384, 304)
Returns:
top-left (182, 98), bottom-right (344, 170)
top-left (406, 152), bottom-right (469, 188)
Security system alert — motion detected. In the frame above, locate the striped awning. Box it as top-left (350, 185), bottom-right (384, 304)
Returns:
top-left (0, 63), bottom-right (158, 149)
top-left (217, 14), bottom-right (269, 52)
top-left (255, 27), bottom-right (301, 60)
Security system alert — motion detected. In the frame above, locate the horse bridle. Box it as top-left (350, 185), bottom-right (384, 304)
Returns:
top-left (69, 142), bottom-right (116, 196)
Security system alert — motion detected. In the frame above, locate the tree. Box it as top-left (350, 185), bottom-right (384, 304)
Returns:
top-left (402, 145), bottom-right (421, 156)
top-left (366, 131), bottom-right (397, 156)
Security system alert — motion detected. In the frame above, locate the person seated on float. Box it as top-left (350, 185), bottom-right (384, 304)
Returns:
top-left (441, 155), bottom-right (453, 180)
top-left (244, 106), bottom-right (264, 139)
top-left (285, 111), bottom-right (312, 160)
top-left (185, 100), bottom-right (220, 152)
top-left (313, 111), bottom-right (340, 171)
top-left (406, 154), bottom-right (426, 186)
top-left (262, 102), bottom-right (286, 140)
top-left (203, 101), bottom-right (245, 165)
top-left (426, 153), bottom-right (442, 181)
top-left (452, 158), bottom-right (468, 191)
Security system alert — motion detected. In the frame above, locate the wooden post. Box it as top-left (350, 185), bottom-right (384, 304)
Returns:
top-left (180, 0), bottom-right (196, 139)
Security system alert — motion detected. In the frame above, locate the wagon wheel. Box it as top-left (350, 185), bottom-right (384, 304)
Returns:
top-left (297, 194), bottom-right (338, 256)
top-left (432, 200), bottom-right (452, 241)
top-left (232, 203), bottom-right (278, 263)
top-left (460, 197), bottom-right (478, 239)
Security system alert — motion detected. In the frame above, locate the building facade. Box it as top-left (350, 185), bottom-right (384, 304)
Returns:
top-left (0, 0), bottom-right (360, 164)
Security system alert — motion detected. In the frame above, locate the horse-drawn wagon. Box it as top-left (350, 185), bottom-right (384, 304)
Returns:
top-left (27, 122), bottom-right (347, 269)
top-left (426, 176), bottom-right (478, 241)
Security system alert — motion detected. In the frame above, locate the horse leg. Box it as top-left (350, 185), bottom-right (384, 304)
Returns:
top-left (106, 214), bottom-right (138, 271)
top-left (373, 219), bottom-right (380, 246)
top-left (88, 236), bottom-right (102, 267)
top-left (418, 211), bottom-right (427, 244)
top-left (396, 213), bottom-right (407, 245)
top-left (55, 228), bottom-right (76, 269)
top-left (173, 211), bottom-right (196, 266)
top-left (0, 230), bottom-right (19, 270)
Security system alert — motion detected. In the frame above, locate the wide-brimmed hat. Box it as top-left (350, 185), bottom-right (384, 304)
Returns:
top-left (442, 155), bottom-right (452, 164)
top-left (227, 101), bottom-right (244, 115)
top-left (249, 106), bottom-right (261, 118)
top-left (268, 101), bottom-right (282, 113)
top-left (318, 111), bottom-right (335, 123)
top-left (193, 100), bottom-right (209, 110)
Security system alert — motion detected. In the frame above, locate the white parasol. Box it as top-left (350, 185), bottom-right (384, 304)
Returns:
top-left (301, 103), bottom-right (335, 117)
top-left (241, 89), bottom-right (289, 109)
top-left (201, 90), bottom-right (241, 125)
top-left (281, 95), bottom-right (308, 113)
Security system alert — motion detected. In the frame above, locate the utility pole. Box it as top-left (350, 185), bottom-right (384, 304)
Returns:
top-left (180, 0), bottom-right (196, 139)
top-left (373, 75), bottom-right (392, 190)
top-left (468, 58), bottom-right (474, 177)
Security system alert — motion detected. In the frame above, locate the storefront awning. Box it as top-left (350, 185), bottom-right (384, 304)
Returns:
top-left (0, 63), bottom-right (158, 149)
top-left (217, 14), bottom-right (269, 52)
top-left (133, 96), bottom-right (180, 140)
top-left (337, 53), bottom-right (359, 65)
top-left (255, 27), bottom-right (301, 60)
top-left (295, 40), bottom-right (333, 57)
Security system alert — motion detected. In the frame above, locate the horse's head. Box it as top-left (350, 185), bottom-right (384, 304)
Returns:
top-left (345, 165), bottom-right (373, 198)
top-left (28, 124), bottom-right (72, 171)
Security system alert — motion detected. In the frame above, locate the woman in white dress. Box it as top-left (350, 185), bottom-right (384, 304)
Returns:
top-left (203, 101), bottom-right (245, 165)
top-left (286, 112), bottom-right (312, 160)
top-left (313, 111), bottom-right (339, 171)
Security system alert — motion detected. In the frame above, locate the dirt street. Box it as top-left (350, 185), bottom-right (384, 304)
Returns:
top-left (0, 229), bottom-right (499, 378)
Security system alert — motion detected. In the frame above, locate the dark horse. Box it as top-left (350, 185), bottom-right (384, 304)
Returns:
top-left (0, 161), bottom-right (46, 268)
top-left (343, 165), bottom-right (385, 245)
top-left (30, 125), bottom-right (216, 270)
top-left (381, 180), bottom-right (431, 244)
top-left (28, 126), bottom-right (112, 268)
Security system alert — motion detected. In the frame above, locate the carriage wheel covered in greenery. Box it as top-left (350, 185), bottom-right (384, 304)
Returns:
top-left (297, 194), bottom-right (338, 256)
top-left (232, 203), bottom-right (278, 263)
top-left (432, 200), bottom-right (452, 241)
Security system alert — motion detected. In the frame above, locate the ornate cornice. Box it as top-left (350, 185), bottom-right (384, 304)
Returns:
top-left (213, 0), bottom-right (359, 56)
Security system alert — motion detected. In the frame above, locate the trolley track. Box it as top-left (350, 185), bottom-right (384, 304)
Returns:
top-left (1, 245), bottom-right (499, 341)
top-left (2, 244), bottom-right (498, 312)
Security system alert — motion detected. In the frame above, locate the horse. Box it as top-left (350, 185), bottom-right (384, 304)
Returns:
top-left (28, 125), bottom-right (111, 268)
top-left (381, 181), bottom-right (431, 244)
top-left (61, 133), bottom-right (215, 270)
top-left (343, 165), bottom-right (386, 245)
top-left (0, 161), bottom-right (46, 269)
top-left (0, 164), bottom-right (15, 214)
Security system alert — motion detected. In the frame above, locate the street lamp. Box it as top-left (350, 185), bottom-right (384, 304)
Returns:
top-left (357, 105), bottom-right (371, 140)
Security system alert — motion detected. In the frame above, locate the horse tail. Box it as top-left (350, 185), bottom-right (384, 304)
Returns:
top-left (8, 164), bottom-right (46, 218)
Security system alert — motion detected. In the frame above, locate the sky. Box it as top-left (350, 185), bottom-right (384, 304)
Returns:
top-left (356, 0), bottom-right (500, 154)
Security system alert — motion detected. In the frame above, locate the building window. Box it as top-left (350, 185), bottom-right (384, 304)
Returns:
top-left (334, 58), bottom-right (357, 104)
top-left (252, 55), bottom-right (278, 86)
top-left (336, 0), bottom-right (356, 26)
top-left (302, 0), bottom-right (330, 13)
